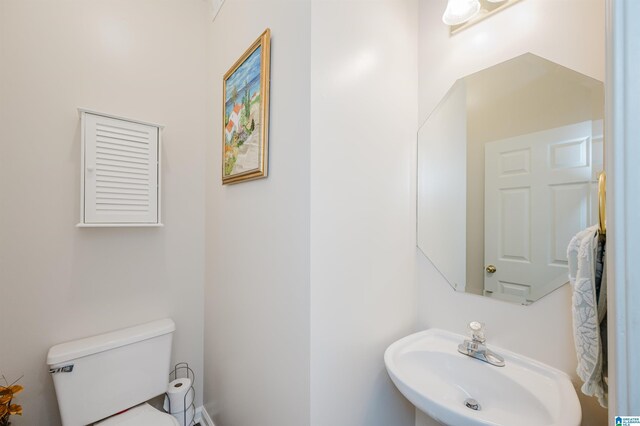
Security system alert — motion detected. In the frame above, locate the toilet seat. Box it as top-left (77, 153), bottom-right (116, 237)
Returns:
top-left (96, 403), bottom-right (180, 426)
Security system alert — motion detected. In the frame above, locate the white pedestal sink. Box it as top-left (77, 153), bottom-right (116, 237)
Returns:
top-left (384, 329), bottom-right (581, 426)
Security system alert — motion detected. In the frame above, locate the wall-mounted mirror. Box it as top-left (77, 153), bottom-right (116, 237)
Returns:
top-left (417, 53), bottom-right (604, 305)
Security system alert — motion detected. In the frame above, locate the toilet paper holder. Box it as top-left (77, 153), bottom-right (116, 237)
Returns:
top-left (165, 362), bottom-right (195, 426)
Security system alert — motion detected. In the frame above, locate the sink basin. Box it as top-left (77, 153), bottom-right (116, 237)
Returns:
top-left (384, 329), bottom-right (581, 426)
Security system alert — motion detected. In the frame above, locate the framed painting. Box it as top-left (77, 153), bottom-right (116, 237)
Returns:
top-left (222, 28), bottom-right (271, 184)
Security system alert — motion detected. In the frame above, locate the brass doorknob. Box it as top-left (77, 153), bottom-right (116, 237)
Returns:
top-left (486, 265), bottom-right (497, 274)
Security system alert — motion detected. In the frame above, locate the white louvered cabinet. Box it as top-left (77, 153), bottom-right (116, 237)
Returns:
top-left (78, 110), bottom-right (162, 226)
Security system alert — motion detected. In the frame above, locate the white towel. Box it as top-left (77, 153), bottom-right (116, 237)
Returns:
top-left (567, 225), bottom-right (607, 408)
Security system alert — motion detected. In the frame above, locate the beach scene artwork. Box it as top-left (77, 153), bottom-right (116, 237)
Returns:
top-left (222, 30), bottom-right (270, 184)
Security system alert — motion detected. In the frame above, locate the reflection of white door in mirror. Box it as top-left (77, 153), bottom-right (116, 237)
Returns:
top-left (483, 121), bottom-right (602, 304)
top-left (416, 53), bottom-right (604, 304)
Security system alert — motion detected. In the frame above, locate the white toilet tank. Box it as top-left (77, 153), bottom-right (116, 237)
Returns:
top-left (47, 319), bottom-right (175, 426)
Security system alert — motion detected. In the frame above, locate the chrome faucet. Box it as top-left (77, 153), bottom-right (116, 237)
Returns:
top-left (457, 321), bottom-right (505, 367)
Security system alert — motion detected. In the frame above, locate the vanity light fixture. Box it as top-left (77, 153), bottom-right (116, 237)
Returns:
top-left (442, 0), bottom-right (481, 26)
top-left (444, 0), bottom-right (523, 34)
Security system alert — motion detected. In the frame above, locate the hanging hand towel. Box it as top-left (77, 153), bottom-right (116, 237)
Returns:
top-left (595, 234), bottom-right (608, 380)
top-left (567, 225), bottom-right (607, 408)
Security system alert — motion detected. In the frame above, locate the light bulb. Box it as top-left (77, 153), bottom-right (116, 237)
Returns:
top-left (442, 0), bottom-right (481, 26)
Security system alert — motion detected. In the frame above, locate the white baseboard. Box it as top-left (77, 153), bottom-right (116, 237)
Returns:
top-left (196, 405), bottom-right (215, 426)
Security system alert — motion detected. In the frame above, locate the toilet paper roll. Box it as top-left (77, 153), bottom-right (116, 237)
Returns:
top-left (171, 404), bottom-right (195, 426)
top-left (163, 378), bottom-right (194, 413)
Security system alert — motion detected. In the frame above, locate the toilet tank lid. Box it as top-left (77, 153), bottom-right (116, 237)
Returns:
top-left (47, 319), bottom-right (175, 365)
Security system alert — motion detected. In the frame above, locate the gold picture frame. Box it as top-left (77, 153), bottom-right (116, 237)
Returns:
top-left (222, 29), bottom-right (271, 184)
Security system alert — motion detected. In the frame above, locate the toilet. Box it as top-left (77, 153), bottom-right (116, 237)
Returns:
top-left (47, 319), bottom-right (180, 426)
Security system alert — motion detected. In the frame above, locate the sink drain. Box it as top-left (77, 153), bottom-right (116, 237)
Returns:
top-left (464, 398), bottom-right (481, 411)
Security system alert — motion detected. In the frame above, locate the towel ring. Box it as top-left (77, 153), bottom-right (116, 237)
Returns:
top-left (598, 171), bottom-right (606, 235)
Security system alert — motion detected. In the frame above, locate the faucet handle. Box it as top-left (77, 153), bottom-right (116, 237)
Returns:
top-left (468, 321), bottom-right (486, 343)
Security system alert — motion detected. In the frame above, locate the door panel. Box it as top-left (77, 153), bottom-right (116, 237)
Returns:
top-left (485, 121), bottom-right (593, 303)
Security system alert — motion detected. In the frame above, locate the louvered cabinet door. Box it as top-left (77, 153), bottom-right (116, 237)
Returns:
top-left (82, 113), bottom-right (159, 224)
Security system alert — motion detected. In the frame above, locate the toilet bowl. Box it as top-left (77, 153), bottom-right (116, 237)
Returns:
top-left (96, 403), bottom-right (180, 426)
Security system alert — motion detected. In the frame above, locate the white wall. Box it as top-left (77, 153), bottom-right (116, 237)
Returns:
top-left (203, 1), bottom-right (311, 425)
top-left (0, 1), bottom-right (208, 424)
top-left (416, 1), bottom-right (607, 425)
top-left (204, 1), bottom-right (419, 424)
top-left (310, 1), bottom-right (418, 425)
